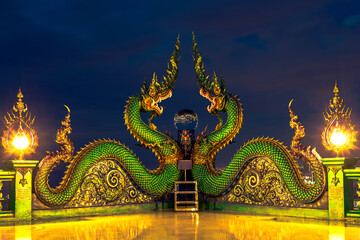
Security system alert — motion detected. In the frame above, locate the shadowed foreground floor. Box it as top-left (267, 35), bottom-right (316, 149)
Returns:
top-left (0, 211), bottom-right (359, 239)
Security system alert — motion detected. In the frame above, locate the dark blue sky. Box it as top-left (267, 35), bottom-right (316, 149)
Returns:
top-left (1, 0), bottom-right (360, 170)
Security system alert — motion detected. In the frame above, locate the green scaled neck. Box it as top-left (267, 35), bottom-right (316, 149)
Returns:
top-left (125, 95), bottom-right (183, 167)
top-left (192, 94), bottom-right (243, 173)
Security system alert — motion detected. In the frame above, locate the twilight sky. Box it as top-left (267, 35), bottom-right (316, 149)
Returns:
top-left (1, 0), bottom-right (360, 172)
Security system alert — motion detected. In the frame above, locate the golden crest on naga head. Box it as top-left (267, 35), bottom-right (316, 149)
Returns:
top-left (2, 89), bottom-right (38, 160)
top-left (148, 73), bottom-right (159, 97)
top-left (321, 83), bottom-right (357, 155)
top-left (211, 72), bottom-right (221, 96)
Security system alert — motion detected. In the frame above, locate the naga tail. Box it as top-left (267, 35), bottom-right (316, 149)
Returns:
top-left (288, 100), bottom-right (326, 202)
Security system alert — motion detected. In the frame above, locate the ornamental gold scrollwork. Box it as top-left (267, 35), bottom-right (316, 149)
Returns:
top-left (329, 166), bottom-right (342, 187)
top-left (222, 157), bottom-right (297, 206)
top-left (18, 168), bottom-right (31, 187)
top-left (106, 169), bottom-right (124, 188)
top-left (127, 186), bottom-right (138, 199)
top-left (68, 160), bottom-right (152, 207)
top-left (233, 185), bottom-right (243, 197)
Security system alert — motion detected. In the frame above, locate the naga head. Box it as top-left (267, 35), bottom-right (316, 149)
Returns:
top-left (192, 34), bottom-right (227, 114)
top-left (140, 73), bottom-right (173, 115)
top-left (198, 72), bottom-right (227, 113)
top-left (140, 36), bottom-right (180, 116)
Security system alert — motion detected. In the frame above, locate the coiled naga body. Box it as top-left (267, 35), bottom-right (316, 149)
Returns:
top-left (34, 37), bottom-right (326, 208)
top-left (34, 38), bottom-right (183, 207)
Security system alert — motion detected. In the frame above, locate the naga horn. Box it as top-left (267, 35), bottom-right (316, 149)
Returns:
top-left (192, 33), bottom-right (221, 94)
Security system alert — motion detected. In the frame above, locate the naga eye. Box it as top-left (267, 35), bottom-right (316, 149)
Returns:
top-left (149, 89), bottom-right (156, 97)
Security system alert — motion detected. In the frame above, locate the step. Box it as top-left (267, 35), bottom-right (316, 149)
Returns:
top-left (175, 191), bottom-right (198, 194)
top-left (175, 201), bottom-right (198, 204)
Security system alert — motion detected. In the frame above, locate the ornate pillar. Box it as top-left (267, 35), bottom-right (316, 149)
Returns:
top-left (11, 160), bottom-right (38, 220)
top-left (321, 157), bottom-right (345, 220)
top-left (321, 157), bottom-right (358, 220)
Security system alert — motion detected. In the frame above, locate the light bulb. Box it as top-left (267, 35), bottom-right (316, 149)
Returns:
top-left (330, 128), bottom-right (347, 147)
top-left (12, 131), bottom-right (30, 150)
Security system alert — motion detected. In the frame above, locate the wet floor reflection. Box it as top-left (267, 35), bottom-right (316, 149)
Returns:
top-left (0, 211), bottom-right (359, 240)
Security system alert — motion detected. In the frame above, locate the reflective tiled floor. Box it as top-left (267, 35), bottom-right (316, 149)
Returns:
top-left (0, 211), bottom-right (359, 240)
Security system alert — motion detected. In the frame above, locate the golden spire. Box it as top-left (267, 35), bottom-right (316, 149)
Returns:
top-left (149, 73), bottom-right (159, 97)
top-left (330, 82), bottom-right (342, 111)
top-left (13, 88), bottom-right (28, 117)
top-left (211, 71), bottom-right (220, 95)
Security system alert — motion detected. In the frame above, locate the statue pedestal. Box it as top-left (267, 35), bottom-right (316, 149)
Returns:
top-left (11, 160), bottom-right (39, 220)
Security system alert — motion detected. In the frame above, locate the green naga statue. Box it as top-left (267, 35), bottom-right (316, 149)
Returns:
top-left (191, 35), bottom-right (326, 203)
top-left (34, 37), bottom-right (183, 206)
top-left (34, 36), bottom-right (326, 207)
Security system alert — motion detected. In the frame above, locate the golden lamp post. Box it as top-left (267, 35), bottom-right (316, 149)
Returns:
top-left (0, 89), bottom-right (39, 220)
top-left (1, 89), bottom-right (38, 160)
top-left (320, 83), bottom-right (360, 220)
top-left (321, 83), bottom-right (357, 156)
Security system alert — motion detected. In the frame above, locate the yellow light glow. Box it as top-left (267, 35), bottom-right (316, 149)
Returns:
top-left (12, 131), bottom-right (30, 150)
top-left (330, 128), bottom-right (347, 147)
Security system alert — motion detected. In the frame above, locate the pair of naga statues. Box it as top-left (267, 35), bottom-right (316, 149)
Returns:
top-left (34, 36), bottom-right (326, 207)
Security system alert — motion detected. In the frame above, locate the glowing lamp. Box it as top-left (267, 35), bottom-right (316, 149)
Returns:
top-left (330, 128), bottom-right (347, 147)
top-left (12, 130), bottom-right (30, 150)
top-left (2, 89), bottom-right (38, 160)
top-left (322, 83), bottom-right (357, 155)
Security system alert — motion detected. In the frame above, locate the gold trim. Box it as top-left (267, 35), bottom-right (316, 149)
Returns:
top-left (330, 166), bottom-right (342, 186)
top-left (162, 150), bottom-right (183, 164)
top-left (191, 152), bottom-right (208, 164)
